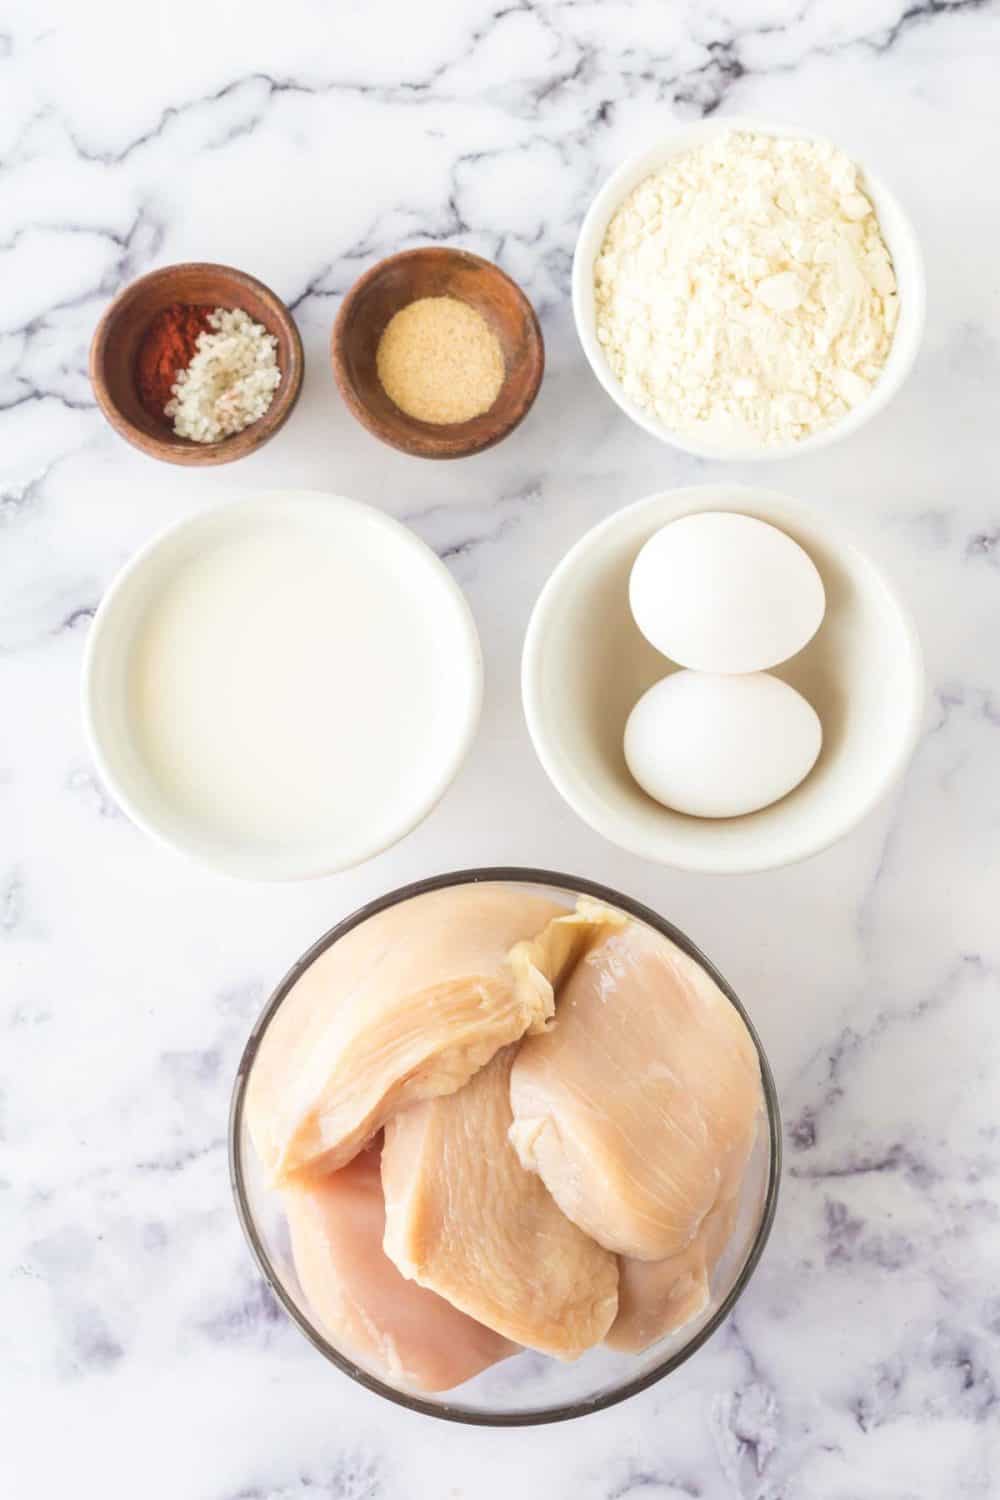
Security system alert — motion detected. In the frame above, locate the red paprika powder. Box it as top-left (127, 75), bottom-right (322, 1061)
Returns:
top-left (135, 303), bottom-right (214, 419)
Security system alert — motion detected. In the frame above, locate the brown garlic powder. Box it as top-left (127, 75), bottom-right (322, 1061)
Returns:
top-left (376, 296), bottom-right (505, 425)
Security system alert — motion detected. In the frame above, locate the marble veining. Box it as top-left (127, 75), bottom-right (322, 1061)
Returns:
top-left (2, 1), bottom-right (1000, 1496)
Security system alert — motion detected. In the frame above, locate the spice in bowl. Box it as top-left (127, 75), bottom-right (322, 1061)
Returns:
top-left (135, 304), bottom-right (281, 442)
top-left (376, 296), bottom-right (504, 425)
top-left (136, 304), bottom-right (213, 416)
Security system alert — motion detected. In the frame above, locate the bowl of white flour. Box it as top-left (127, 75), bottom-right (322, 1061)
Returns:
top-left (572, 119), bottom-right (925, 459)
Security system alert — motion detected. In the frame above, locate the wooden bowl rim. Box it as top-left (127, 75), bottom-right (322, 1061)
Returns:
top-left (89, 261), bottom-right (305, 467)
top-left (330, 247), bottom-right (545, 460)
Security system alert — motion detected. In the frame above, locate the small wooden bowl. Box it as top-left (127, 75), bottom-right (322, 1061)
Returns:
top-left (331, 248), bottom-right (544, 459)
top-left (89, 263), bottom-right (304, 466)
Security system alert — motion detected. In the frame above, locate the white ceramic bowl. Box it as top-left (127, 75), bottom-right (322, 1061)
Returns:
top-left (522, 485), bottom-right (925, 874)
top-left (83, 491), bottom-right (483, 881)
top-left (572, 117), bottom-right (926, 460)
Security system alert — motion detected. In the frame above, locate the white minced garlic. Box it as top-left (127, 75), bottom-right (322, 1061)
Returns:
top-left (594, 131), bottom-right (899, 447)
top-left (166, 307), bottom-right (281, 443)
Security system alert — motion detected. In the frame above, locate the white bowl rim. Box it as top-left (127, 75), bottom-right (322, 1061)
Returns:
top-left (571, 115), bottom-right (928, 461)
top-left (522, 483), bottom-right (926, 875)
top-left (81, 489), bottom-right (484, 882)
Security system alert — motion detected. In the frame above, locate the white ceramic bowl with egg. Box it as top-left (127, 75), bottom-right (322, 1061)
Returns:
top-left (83, 491), bottom-right (483, 881)
top-left (572, 118), bottom-right (926, 460)
top-left (522, 484), bottom-right (925, 874)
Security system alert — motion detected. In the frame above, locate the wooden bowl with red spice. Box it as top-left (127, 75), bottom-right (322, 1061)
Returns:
top-left (90, 263), bottom-right (304, 466)
top-left (332, 248), bottom-right (544, 460)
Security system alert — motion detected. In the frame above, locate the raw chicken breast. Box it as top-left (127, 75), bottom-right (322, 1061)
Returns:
top-left (381, 1047), bottom-right (619, 1360)
top-left (247, 884), bottom-right (569, 1181)
top-left (284, 1145), bottom-right (516, 1392)
top-left (610, 1094), bottom-right (760, 1353)
top-left (507, 896), bottom-right (626, 996)
top-left (607, 1194), bottom-right (740, 1353)
top-left (509, 920), bottom-right (762, 1261)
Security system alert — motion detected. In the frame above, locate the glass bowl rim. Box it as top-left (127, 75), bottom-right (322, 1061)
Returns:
top-left (228, 865), bottom-right (782, 1426)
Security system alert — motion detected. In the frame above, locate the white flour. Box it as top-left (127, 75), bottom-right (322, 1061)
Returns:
top-left (594, 131), bottom-right (899, 447)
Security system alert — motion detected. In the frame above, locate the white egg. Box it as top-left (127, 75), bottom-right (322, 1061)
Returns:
top-left (629, 512), bottom-right (826, 673)
top-left (624, 671), bottom-right (822, 818)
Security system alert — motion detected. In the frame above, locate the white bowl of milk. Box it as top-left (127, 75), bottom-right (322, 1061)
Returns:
top-left (83, 491), bottom-right (483, 880)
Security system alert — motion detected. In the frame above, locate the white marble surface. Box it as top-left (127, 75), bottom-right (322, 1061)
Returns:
top-left (3, 1), bottom-right (1000, 1495)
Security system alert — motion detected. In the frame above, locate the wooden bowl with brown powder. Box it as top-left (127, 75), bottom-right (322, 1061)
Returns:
top-left (331, 248), bottom-right (544, 459)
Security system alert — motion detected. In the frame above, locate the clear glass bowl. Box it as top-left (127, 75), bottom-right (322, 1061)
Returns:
top-left (229, 868), bottom-right (781, 1425)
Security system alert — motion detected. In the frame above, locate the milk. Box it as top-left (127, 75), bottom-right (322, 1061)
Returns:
top-left (127, 519), bottom-right (457, 854)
